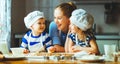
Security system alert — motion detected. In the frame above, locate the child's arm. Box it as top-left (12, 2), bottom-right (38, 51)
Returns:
top-left (71, 39), bottom-right (100, 55)
top-left (21, 41), bottom-right (29, 54)
top-left (65, 30), bottom-right (71, 53)
top-left (68, 38), bottom-right (75, 53)
top-left (20, 32), bottom-right (30, 54)
top-left (65, 36), bottom-right (75, 53)
top-left (86, 39), bottom-right (100, 55)
top-left (65, 36), bottom-right (69, 52)
top-left (45, 34), bottom-right (56, 53)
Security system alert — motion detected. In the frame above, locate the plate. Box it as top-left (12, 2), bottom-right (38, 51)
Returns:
top-left (26, 56), bottom-right (48, 59)
top-left (3, 54), bottom-right (25, 60)
top-left (77, 55), bottom-right (104, 63)
top-left (79, 58), bottom-right (104, 63)
top-left (25, 53), bottom-right (48, 59)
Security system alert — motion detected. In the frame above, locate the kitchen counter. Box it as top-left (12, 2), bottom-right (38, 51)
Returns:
top-left (96, 35), bottom-right (120, 40)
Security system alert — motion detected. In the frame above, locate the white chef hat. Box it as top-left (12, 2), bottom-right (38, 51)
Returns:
top-left (70, 9), bottom-right (94, 31)
top-left (24, 11), bottom-right (44, 29)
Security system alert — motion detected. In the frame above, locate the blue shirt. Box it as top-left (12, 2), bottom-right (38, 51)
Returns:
top-left (49, 21), bottom-right (67, 47)
top-left (21, 30), bottom-right (52, 52)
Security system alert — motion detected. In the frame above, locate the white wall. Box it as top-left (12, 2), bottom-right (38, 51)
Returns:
top-left (25, 0), bottom-right (120, 34)
top-left (25, 0), bottom-right (71, 21)
top-left (77, 4), bottom-right (119, 33)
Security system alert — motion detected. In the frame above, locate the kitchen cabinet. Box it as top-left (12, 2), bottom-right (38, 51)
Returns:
top-left (72, 0), bottom-right (120, 4)
top-left (95, 34), bottom-right (120, 54)
top-left (96, 34), bottom-right (120, 55)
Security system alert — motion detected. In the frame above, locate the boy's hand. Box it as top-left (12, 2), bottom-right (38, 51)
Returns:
top-left (23, 49), bottom-right (29, 54)
top-left (47, 46), bottom-right (56, 53)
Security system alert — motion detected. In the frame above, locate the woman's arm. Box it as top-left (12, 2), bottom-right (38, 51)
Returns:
top-left (49, 21), bottom-right (65, 52)
top-left (54, 45), bottom-right (65, 52)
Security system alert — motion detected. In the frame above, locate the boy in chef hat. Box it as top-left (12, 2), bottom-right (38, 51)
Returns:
top-left (65, 9), bottom-right (100, 55)
top-left (21, 11), bottom-right (55, 53)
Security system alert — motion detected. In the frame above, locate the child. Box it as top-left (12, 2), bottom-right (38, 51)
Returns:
top-left (65, 9), bottom-right (100, 55)
top-left (21, 11), bottom-right (55, 53)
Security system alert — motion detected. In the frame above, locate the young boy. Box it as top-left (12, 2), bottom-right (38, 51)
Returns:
top-left (21, 11), bottom-right (55, 53)
top-left (65, 9), bottom-right (100, 55)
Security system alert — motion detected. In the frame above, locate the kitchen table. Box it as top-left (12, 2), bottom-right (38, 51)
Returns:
top-left (1, 52), bottom-right (120, 64)
top-left (0, 59), bottom-right (120, 64)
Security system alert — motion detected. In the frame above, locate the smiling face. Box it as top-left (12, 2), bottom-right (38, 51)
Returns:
top-left (54, 8), bottom-right (70, 33)
top-left (31, 18), bottom-right (46, 35)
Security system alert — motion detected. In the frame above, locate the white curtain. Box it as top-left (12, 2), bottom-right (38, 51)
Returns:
top-left (0, 0), bottom-right (11, 48)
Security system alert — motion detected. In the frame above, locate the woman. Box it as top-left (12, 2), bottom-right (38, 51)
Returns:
top-left (49, 2), bottom-right (77, 52)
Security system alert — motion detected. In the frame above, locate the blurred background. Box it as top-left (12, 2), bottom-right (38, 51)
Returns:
top-left (3, 0), bottom-right (120, 54)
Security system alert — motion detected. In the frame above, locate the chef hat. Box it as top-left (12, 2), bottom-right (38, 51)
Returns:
top-left (70, 9), bottom-right (94, 31)
top-left (24, 11), bottom-right (44, 29)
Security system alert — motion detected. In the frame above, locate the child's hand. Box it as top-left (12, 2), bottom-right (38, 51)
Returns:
top-left (23, 49), bottom-right (29, 54)
top-left (0, 54), bottom-right (4, 59)
top-left (71, 45), bottom-right (81, 52)
top-left (47, 46), bottom-right (56, 53)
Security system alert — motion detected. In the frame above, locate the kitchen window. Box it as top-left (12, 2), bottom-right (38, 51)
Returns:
top-left (0, 0), bottom-right (11, 48)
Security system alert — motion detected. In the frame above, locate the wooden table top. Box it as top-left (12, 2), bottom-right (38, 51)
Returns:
top-left (0, 58), bottom-right (120, 64)
top-left (0, 52), bottom-right (120, 64)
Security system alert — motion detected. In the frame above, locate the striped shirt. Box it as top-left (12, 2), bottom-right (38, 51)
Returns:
top-left (68, 32), bottom-right (96, 47)
top-left (21, 30), bottom-right (52, 52)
